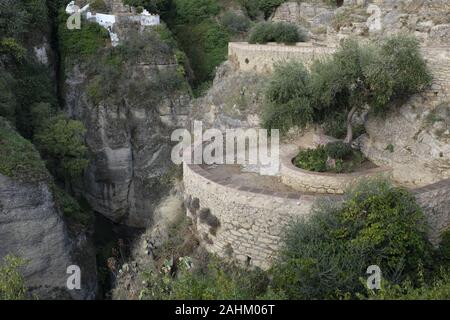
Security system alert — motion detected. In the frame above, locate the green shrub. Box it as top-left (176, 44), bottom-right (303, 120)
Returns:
top-left (366, 268), bottom-right (450, 300)
top-left (239, 0), bottom-right (286, 19)
top-left (0, 117), bottom-right (48, 182)
top-left (174, 20), bottom-right (229, 86)
top-left (293, 146), bottom-right (327, 172)
top-left (90, 0), bottom-right (108, 12)
top-left (52, 185), bottom-right (93, 227)
top-left (385, 143), bottom-right (394, 153)
top-left (34, 115), bottom-right (89, 180)
top-left (263, 36), bottom-right (431, 142)
top-left (271, 179), bottom-right (433, 299)
top-left (248, 22), bottom-right (306, 44)
top-left (439, 229), bottom-right (450, 262)
top-left (140, 256), bottom-right (270, 300)
top-left (381, 35), bottom-right (432, 103)
top-left (322, 112), bottom-right (347, 138)
top-left (58, 11), bottom-right (109, 61)
top-left (220, 11), bottom-right (250, 34)
top-left (262, 61), bottom-right (313, 133)
top-left (0, 38), bottom-right (26, 61)
top-left (0, 255), bottom-right (27, 300)
top-left (324, 141), bottom-right (352, 159)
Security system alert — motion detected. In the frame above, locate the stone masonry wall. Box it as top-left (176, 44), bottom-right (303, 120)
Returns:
top-left (228, 42), bottom-right (337, 73)
top-left (184, 161), bottom-right (450, 268)
top-left (229, 43), bottom-right (450, 97)
top-left (280, 150), bottom-right (392, 194)
top-left (413, 179), bottom-right (450, 245)
top-left (183, 162), bottom-right (343, 269)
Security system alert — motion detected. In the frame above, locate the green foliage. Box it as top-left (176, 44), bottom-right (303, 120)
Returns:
top-left (0, 0), bottom-right (50, 39)
top-left (172, 0), bottom-right (221, 24)
top-left (58, 11), bottom-right (109, 61)
top-left (140, 256), bottom-right (270, 300)
top-left (293, 146), bottom-right (328, 172)
top-left (322, 111), bottom-right (347, 138)
top-left (381, 35), bottom-right (432, 103)
top-left (385, 143), bottom-right (394, 153)
top-left (220, 10), bottom-right (250, 34)
top-left (0, 72), bottom-right (17, 122)
top-left (366, 268), bottom-right (450, 300)
top-left (248, 22), bottom-right (306, 44)
top-left (438, 229), bottom-right (450, 262)
top-left (34, 115), bottom-right (89, 179)
top-left (0, 117), bottom-right (48, 182)
top-left (52, 185), bottom-right (93, 227)
top-left (90, 0), bottom-right (108, 12)
top-left (262, 62), bottom-right (313, 133)
top-left (0, 38), bottom-right (26, 61)
top-left (0, 255), bottom-right (27, 300)
top-left (324, 141), bottom-right (352, 159)
top-left (263, 36), bottom-right (431, 142)
top-left (174, 20), bottom-right (229, 86)
top-left (257, 0), bottom-right (286, 18)
top-left (272, 179), bottom-right (433, 299)
top-left (239, 0), bottom-right (286, 19)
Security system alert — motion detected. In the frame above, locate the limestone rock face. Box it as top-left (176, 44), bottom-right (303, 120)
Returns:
top-left (0, 175), bottom-right (97, 299)
top-left (65, 30), bottom-right (190, 228)
top-left (190, 62), bottom-right (267, 130)
top-left (360, 96), bottom-right (450, 187)
top-left (271, 1), bottom-right (334, 29)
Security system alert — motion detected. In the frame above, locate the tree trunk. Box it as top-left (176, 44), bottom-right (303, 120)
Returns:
top-left (344, 106), bottom-right (358, 144)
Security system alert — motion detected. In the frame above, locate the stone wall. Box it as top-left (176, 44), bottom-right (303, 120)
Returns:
top-left (413, 179), bottom-right (450, 245)
top-left (421, 46), bottom-right (450, 98)
top-left (183, 162), bottom-right (343, 269)
top-left (280, 149), bottom-right (392, 194)
top-left (229, 42), bottom-right (450, 91)
top-left (228, 42), bottom-right (337, 74)
top-left (184, 161), bottom-right (450, 268)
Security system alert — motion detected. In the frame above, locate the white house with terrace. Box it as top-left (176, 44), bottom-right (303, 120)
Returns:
top-left (65, 1), bottom-right (160, 47)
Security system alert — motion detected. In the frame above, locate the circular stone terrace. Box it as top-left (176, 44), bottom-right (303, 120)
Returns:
top-left (183, 137), bottom-right (450, 270)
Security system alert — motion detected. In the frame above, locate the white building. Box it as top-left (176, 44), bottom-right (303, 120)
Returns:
top-left (65, 1), bottom-right (90, 15)
top-left (66, 1), bottom-right (160, 47)
top-left (140, 9), bottom-right (160, 26)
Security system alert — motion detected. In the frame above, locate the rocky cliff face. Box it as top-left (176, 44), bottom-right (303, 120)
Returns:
top-left (190, 62), bottom-right (267, 130)
top-left (0, 120), bottom-right (97, 299)
top-left (64, 27), bottom-right (190, 228)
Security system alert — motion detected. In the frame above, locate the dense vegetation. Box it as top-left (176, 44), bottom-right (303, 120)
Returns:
top-left (136, 179), bottom-right (450, 300)
top-left (0, 0), bottom-right (92, 229)
top-left (0, 255), bottom-right (27, 300)
top-left (122, 0), bottom-right (293, 90)
top-left (294, 141), bottom-right (366, 173)
top-left (248, 21), bottom-right (307, 44)
top-left (262, 36), bottom-right (432, 141)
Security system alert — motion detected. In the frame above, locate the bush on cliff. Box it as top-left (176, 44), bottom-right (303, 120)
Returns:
top-left (0, 117), bottom-right (48, 182)
top-left (262, 36), bottom-right (432, 143)
top-left (248, 22), bottom-right (307, 44)
top-left (0, 255), bottom-right (27, 300)
top-left (271, 179), bottom-right (433, 299)
top-left (262, 61), bottom-right (313, 133)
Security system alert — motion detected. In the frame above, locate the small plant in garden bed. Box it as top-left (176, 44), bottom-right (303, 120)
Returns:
top-left (293, 142), bottom-right (371, 173)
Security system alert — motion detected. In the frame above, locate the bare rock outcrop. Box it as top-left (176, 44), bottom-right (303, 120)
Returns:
top-left (0, 120), bottom-right (97, 299)
top-left (65, 28), bottom-right (190, 228)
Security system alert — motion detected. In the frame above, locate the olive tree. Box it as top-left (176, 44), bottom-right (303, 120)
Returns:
top-left (263, 35), bottom-right (432, 144)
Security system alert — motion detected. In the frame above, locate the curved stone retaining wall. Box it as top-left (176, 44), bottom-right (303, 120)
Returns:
top-left (280, 149), bottom-right (393, 194)
top-left (183, 160), bottom-right (450, 268)
top-left (228, 42), bottom-right (336, 73)
top-left (228, 43), bottom-right (450, 98)
top-left (183, 162), bottom-right (343, 269)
